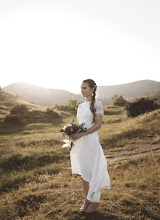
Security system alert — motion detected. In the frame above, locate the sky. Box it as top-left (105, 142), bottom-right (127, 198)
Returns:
top-left (0, 0), bottom-right (160, 94)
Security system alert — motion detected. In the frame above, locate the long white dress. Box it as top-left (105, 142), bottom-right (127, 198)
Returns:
top-left (70, 100), bottom-right (110, 202)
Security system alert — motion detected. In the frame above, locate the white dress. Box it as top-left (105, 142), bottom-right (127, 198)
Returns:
top-left (70, 100), bottom-right (110, 202)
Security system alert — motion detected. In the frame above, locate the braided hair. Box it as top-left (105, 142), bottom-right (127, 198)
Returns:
top-left (82, 79), bottom-right (97, 123)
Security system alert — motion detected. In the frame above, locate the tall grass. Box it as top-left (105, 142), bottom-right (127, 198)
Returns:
top-left (0, 107), bottom-right (160, 219)
top-left (100, 108), bottom-right (160, 151)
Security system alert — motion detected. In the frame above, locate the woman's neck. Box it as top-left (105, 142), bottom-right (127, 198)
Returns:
top-left (85, 96), bottom-right (92, 102)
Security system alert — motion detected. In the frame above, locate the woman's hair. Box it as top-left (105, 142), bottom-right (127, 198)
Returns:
top-left (83, 79), bottom-right (97, 123)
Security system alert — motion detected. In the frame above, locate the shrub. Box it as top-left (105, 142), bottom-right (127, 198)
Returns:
top-left (25, 110), bottom-right (44, 120)
top-left (3, 105), bottom-right (28, 125)
top-left (45, 108), bottom-right (59, 117)
top-left (54, 104), bottom-right (75, 111)
top-left (126, 97), bottom-right (159, 117)
top-left (68, 99), bottom-right (78, 108)
top-left (10, 105), bottom-right (29, 116)
top-left (4, 105), bottom-right (60, 125)
top-left (3, 114), bottom-right (23, 125)
top-left (25, 109), bottom-right (60, 120)
top-left (112, 95), bottom-right (128, 106)
top-left (54, 104), bottom-right (68, 111)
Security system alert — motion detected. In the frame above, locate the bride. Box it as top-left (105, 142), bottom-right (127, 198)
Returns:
top-left (69, 79), bottom-right (110, 213)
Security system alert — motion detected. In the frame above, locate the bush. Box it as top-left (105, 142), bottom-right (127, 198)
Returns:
top-left (112, 95), bottom-right (128, 106)
top-left (3, 105), bottom-right (60, 125)
top-left (3, 114), bottom-right (23, 125)
top-left (10, 105), bottom-right (28, 116)
top-left (25, 109), bottom-right (60, 120)
top-left (25, 110), bottom-right (44, 120)
top-left (54, 104), bottom-right (75, 111)
top-left (68, 99), bottom-right (78, 108)
top-left (54, 104), bottom-right (68, 111)
top-left (126, 97), bottom-right (159, 117)
top-left (45, 108), bottom-right (59, 118)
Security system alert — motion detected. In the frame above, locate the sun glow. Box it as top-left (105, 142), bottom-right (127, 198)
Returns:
top-left (0, 0), bottom-right (160, 93)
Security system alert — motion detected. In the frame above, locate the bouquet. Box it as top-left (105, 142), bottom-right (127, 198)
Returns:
top-left (60, 119), bottom-right (87, 149)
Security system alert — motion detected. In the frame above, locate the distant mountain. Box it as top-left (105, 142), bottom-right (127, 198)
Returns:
top-left (145, 90), bottom-right (160, 100)
top-left (97, 80), bottom-right (160, 100)
top-left (3, 80), bottom-right (160, 107)
top-left (3, 82), bottom-right (84, 107)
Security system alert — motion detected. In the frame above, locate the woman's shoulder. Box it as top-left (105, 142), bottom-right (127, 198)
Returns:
top-left (94, 100), bottom-right (103, 107)
top-left (78, 100), bottom-right (103, 107)
top-left (78, 102), bottom-right (84, 109)
top-left (78, 102), bottom-right (84, 106)
top-left (94, 100), bottom-right (104, 115)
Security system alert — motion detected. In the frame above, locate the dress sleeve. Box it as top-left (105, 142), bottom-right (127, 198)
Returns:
top-left (77, 103), bottom-right (82, 118)
top-left (95, 101), bottom-right (104, 116)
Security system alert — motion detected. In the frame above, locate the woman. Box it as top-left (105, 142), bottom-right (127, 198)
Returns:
top-left (70, 79), bottom-right (110, 213)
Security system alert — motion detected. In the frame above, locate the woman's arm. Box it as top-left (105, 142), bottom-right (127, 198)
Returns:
top-left (70, 114), bottom-right (102, 141)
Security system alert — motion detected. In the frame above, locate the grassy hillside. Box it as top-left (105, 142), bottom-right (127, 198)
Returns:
top-left (0, 89), bottom-right (45, 122)
top-left (0, 106), bottom-right (160, 219)
top-left (3, 82), bottom-right (83, 106)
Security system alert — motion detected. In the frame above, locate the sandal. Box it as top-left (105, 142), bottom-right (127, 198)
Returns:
top-left (79, 198), bottom-right (90, 212)
top-left (85, 202), bottom-right (98, 213)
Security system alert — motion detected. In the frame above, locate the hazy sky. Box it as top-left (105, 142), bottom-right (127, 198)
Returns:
top-left (0, 0), bottom-right (160, 93)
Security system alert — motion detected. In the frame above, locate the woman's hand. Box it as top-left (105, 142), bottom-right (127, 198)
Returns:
top-left (69, 114), bottom-right (102, 141)
top-left (69, 133), bottom-right (84, 141)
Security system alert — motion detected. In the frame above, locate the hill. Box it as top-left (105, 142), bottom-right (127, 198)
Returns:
top-left (3, 82), bottom-right (83, 107)
top-left (0, 106), bottom-right (159, 219)
top-left (97, 80), bottom-right (160, 100)
top-left (145, 90), bottom-right (160, 100)
top-left (3, 80), bottom-right (160, 107)
top-left (0, 88), bottom-right (40, 122)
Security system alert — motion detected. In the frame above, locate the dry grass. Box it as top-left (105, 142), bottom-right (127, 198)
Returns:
top-left (0, 106), bottom-right (160, 219)
top-left (0, 89), bottom-right (42, 122)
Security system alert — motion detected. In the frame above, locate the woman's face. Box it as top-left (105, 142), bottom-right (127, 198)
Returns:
top-left (80, 82), bottom-right (94, 98)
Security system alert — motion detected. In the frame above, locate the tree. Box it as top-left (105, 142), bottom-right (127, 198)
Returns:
top-left (68, 99), bottom-right (78, 108)
top-left (112, 95), bottom-right (128, 106)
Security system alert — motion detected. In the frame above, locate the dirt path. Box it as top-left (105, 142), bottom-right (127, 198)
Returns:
top-left (107, 144), bottom-right (160, 163)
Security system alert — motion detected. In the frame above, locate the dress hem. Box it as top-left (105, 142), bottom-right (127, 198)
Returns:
top-left (72, 172), bottom-right (91, 183)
